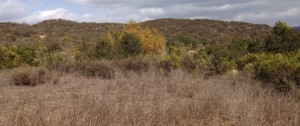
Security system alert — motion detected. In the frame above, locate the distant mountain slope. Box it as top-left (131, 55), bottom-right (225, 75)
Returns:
top-left (0, 18), bottom-right (271, 45)
top-left (142, 18), bottom-right (271, 43)
top-left (294, 26), bottom-right (300, 31)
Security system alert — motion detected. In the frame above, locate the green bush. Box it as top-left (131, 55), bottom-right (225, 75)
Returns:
top-left (217, 57), bottom-right (237, 74)
top-left (194, 49), bottom-right (212, 69)
top-left (227, 38), bottom-right (250, 60)
top-left (239, 52), bottom-right (300, 92)
top-left (0, 42), bottom-right (47, 69)
top-left (119, 32), bottom-right (143, 57)
top-left (94, 38), bottom-right (115, 59)
top-left (264, 21), bottom-right (300, 53)
top-left (46, 52), bottom-right (66, 71)
top-left (0, 45), bottom-right (20, 68)
top-left (179, 35), bottom-right (197, 48)
top-left (16, 45), bottom-right (39, 66)
top-left (163, 52), bottom-right (182, 69)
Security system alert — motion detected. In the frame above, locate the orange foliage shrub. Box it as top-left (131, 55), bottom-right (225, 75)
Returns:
top-left (124, 20), bottom-right (166, 55)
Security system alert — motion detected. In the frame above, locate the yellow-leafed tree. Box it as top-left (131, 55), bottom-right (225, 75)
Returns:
top-left (123, 20), bottom-right (166, 55)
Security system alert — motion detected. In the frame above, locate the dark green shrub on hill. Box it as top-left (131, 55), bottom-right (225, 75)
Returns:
top-left (227, 38), bottom-right (249, 60)
top-left (159, 48), bottom-right (183, 73)
top-left (16, 45), bottom-right (38, 66)
top-left (94, 38), bottom-right (115, 59)
top-left (194, 49), bottom-right (212, 70)
top-left (264, 21), bottom-right (300, 53)
top-left (0, 42), bottom-right (47, 69)
top-left (119, 32), bottom-right (143, 57)
top-left (179, 35), bottom-right (198, 48)
top-left (240, 52), bottom-right (300, 92)
top-left (0, 45), bottom-right (20, 68)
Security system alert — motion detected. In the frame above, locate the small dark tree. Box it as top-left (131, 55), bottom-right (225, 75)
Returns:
top-left (94, 38), bottom-right (114, 59)
top-left (120, 32), bottom-right (142, 57)
top-left (264, 21), bottom-right (300, 53)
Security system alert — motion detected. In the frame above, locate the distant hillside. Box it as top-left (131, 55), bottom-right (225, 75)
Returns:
top-left (0, 18), bottom-right (271, 45)
top-left (294, 26), bottom-right (300, 31)
top-left (142, 18), bottom-right (271, 43)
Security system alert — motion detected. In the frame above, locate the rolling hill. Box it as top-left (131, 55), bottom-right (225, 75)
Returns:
top-left (294, 26), bottom-right (300, 31)
top-left (0, 18), bottom-right (271, 45)
top-left (142, 18), bottom-right (271, 43)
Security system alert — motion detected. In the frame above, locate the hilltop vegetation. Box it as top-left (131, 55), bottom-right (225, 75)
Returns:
top-left (0, 18), bottom-right (271, 45)
top-left (0, 19), bottom-right (299, 91)
top-left (142, 18), bottom-right (271, 43)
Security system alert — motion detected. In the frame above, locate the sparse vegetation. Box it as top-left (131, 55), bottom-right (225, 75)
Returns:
top-left (0, 19), bottom-right (299, 125)
top-left (84, 61), bottom-right (116, 79)
top-left (1, 70), bottom-right (300, 125)
top-left (10, 66), bottom-right (53, 86)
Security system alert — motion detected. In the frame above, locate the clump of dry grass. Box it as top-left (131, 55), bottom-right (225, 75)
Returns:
top-left (0, 70), bottom-right (10, 86)
top-left (84, 60), bottom-right (116, 79)
top-left (9, 66), bottom-right (54, 86)
top-left (117, 58), bottom-right (150, 74)
top-left (0, 69), bottom-right (299, 125)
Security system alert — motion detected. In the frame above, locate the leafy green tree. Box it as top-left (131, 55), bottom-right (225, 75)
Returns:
top-left (273, 21), bottom-right (290, 36)
top-left (227, 38), bottom-right (249, 60)
top-left (120, 32), bottom-right (143, 57)
top-left (94, 38), bottom-right (115, 59)
top-left (264, 21), bottom-right (300, 53)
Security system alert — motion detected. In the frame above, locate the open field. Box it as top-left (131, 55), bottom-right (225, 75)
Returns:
top-left (1, 70), bottom-right (299, 126)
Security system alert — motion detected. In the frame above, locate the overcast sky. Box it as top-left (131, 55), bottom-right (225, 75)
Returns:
top-left (0, 0), bottom-right (299, 26)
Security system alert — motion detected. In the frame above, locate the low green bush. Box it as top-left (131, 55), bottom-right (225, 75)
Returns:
top-left (119, 32), bottom-right (143, 57)
top-left (179, 35), bottom-right (198, 48)
top-left (239, 52), bottom-right (300, 92)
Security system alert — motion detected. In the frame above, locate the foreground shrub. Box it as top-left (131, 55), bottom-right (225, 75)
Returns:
top-left (160, 52), bottom-right (182, 72)
top-left (84, 61), bottom-right (116, 79)
top-left (0, 45), bottom-right (20, 69)
top-left (0, 42), bottom-right (47, 69)
top-left (182, 55), bottom-right (198, 72)
top-left (10, 67), bottom-right (52, 86)
top-left (240, 52), bottom-right (300, 92)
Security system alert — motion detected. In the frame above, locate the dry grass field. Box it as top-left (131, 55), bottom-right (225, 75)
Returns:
top-left (0, 69), bottom-right (299, 126)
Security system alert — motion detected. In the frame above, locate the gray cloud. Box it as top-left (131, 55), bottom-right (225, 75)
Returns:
top-left (0, 0), bottom-right (27, 21)
top-left (0, 0), bottom-right (299, 26)
top-left (68, 0), bottom-right (300, 26)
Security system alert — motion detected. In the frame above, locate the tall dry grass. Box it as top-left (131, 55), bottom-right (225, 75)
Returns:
top-left (0, 70), bottom-right (299, 126)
